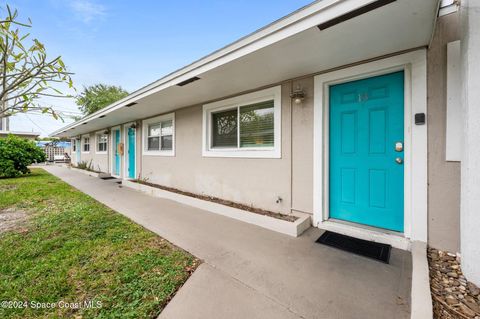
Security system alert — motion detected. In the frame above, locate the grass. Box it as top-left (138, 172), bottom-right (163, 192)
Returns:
top-left (0, 168), bottom-right (199, 319)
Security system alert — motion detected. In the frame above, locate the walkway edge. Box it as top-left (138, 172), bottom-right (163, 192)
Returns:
top-left (410, 241), bottom-right (433, 319)
top-left (122, 179), bottom-right (311, 237)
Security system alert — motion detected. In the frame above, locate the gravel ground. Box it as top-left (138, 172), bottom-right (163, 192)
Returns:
top-left (428, 247), bottom-right (480, 318)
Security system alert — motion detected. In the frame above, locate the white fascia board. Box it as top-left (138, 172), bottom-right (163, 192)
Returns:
top-left (0, 131), bottom-right (41, 136)
top-left (51, 0), bottom-right (378, 137)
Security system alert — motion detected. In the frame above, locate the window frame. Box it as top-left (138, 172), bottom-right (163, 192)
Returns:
top-left (202, 86), bottom-right (281, 158)
top-left (95, 131), bottom-right (108, 154)
top-left (81, 135), bottom-right (90, 153)
top-left (142, 113), bottom-right (175, 156)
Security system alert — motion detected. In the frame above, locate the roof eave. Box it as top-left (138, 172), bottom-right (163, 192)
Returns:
top-left (51, 0), bottom-right (382, 137)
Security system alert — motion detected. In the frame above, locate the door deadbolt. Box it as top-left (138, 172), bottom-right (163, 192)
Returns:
top-left (395, 142), bottom-right (403, 152)
top-left (395, 157), bottom-right (403, 164)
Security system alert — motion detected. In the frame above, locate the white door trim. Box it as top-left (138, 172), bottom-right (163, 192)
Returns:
top-left (313, 49), bottom-right (428, 250)
top-left (110, 126), bottom-right (121, 178)
top-left (123, 122), bottom-right (136, 180)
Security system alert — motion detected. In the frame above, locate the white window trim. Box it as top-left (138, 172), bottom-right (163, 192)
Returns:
top-left (81, 135), bottom-right (90, 154)
top-left (142, 113), bottom-right (175, 156)
top-left (95, 131), bottom-right (108, 154)
top-left (202, 86), bottom-right (281, 158)
top-left (313, 49), bottom-right (428, 250)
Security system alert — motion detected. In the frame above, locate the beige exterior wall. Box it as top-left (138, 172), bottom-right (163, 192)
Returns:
top-left (71, 125), bottom-right (137, 179)
top-left (137, 79), bottom-right (315, 215)
top-left (69, 80), bottom-right (315, 216)
top-left (68, 15), bottom-right (462, 246)
top-left (427, 13), bottom-right (461, 252)
top-left (140, 83), bottom-right (296, 214)
top-left (72, 132), bottom-right (110, 173)
top-left (291, 77), bottom-right (314, 214)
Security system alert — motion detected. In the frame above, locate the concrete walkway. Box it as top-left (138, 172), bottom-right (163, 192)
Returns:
top-left (43, 166), bottom-right (412, 319)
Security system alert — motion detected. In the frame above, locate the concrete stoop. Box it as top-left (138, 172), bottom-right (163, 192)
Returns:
top-left (122, 179), bottom-right (311, 237)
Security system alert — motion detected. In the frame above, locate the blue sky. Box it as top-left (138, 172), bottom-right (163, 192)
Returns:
top-left (5, 0), bottom-right (313, 136)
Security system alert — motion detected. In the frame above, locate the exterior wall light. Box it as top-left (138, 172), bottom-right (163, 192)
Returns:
top-left (290, 86), bottom-right (305, 104)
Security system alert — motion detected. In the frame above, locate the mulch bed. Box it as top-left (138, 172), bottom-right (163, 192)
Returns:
top-left (72, 166), bottom-right (102, 174)
top-left (428, 247), bottom-right (480, 318)
top-left (134, 180), bottom-right (298, 222)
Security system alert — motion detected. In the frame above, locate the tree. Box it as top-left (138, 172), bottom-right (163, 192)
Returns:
top-left (0, 5), bottom-right (74, 119)
top-left (0, 134), bottom-right (46, 178)
top-left (76, 84), bottom-right (129, 116)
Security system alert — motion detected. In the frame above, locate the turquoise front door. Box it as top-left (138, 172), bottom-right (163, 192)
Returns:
top-left (113, 129), bottom-right (121, 176)
top-left (329, 71), bottom-right (404, 232)
top-left (127, 127), bottom-right (135, 179)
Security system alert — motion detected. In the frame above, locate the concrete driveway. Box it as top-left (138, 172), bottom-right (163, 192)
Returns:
top-left (43, 165), bottom-right (411, 319)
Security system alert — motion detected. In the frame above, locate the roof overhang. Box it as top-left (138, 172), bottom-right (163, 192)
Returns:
top-left (53, 0), bottom-right (440, 138)
top-left (0, 131), bottom-right (41, 138)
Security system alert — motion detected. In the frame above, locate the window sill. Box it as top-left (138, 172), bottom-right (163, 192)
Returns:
top-left (95, 151), bottom-right (107, 155)
top-left (202, 148), bottom-right (281, 159)
top-left (142, 150), bottom-right (175, 157)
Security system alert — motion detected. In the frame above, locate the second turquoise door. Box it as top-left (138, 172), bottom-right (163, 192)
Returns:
top-left (114, 129), bottom-right (121, 176)
top-left (329, 71), bottom-right (404, 232)
top-left (127, 127), bottom-right (135, 179)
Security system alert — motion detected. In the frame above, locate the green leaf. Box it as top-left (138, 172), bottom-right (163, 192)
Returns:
top-left (0, 4), bottom-right (74, 121)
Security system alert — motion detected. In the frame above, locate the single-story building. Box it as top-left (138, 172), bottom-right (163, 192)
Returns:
top-left (0, 117), bottom-right (40, 140)
top-left (52, 0), bottom-right (480, 286)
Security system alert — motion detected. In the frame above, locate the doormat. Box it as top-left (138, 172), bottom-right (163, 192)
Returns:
top-left (100, 176), bottom-right (116, 180)
top-left (316, 231), bottom-right (391, 263)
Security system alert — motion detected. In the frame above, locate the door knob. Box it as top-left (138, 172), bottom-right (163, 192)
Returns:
top-left (395, 157), bottom-right (403, 164)
top-left (395, 142), bottom-right (403, 152)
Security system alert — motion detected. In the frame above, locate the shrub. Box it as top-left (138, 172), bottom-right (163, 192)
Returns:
top-left (0, 135), bottom-right (46, 178)
top-left (76, 160), bottom-right (94, 171)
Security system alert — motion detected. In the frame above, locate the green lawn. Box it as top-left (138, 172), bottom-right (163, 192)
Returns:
top-left (0, 168), bottom-right (199, 319)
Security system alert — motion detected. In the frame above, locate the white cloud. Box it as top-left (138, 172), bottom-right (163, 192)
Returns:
top-left (70, 0), bottom-right (106, 23)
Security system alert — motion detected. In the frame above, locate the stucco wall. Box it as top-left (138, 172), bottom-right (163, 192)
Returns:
top-left (291, 77), bottom-right (314, 214)
top-left (140, 83), bottom-right (295, 214)
top-left (91, 152), bottom-right (109, 173)
top-left (74, 132), bottom-right (109, 173)
top-left (427, 13), bottom-right (461, 252)
top-left (460, 0), bottom-right (480, 286)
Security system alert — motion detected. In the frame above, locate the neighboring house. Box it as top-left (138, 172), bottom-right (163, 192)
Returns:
top-left (0, 117), bottom-right (40, 140)
top-left (52, 0), bottom-right (480, 285)
top-left (36, 141), bottom-right (71, 162)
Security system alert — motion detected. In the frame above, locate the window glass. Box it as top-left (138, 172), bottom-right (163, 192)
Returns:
top-left (160, 120), bottom-right (173, 150)
top-left (97, 134), bottom-right (107, 152)
top-left (83, 137), bottom-right (90, 152)
top-left (147, 120), bottom-right (173, 151)
top-left (211, 109), bottom-right (237, 148)
top-left (161, 135), bottom-right (172, 150)
top-left (148, 124), bottom-right (160, 137)
top-left (148, 136), bottom-right (159, 150)
top-left (240, 100), bottom-right (274, 148)
top-left (210, 100), bottom-right (274, 149)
